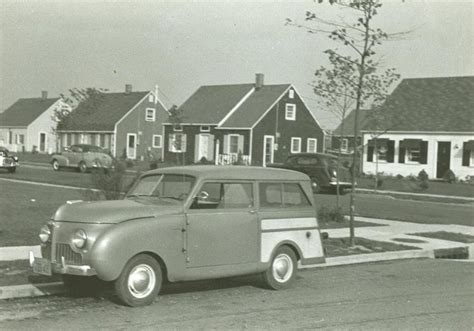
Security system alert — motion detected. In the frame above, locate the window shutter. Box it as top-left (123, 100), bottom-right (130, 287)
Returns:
top-left (387, 140), bottom-right (395, 163)
top-left (367, 146), bottom-right (374, 162)
top-left (399, 147), bottom-right (406, 163)
top-left (462, 142), bottom-right (470, 166)
top-left (420, 141), bottom-right (428, 164)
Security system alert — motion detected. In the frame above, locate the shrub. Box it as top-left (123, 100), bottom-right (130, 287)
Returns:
top-left (125, 159), bottom-right (134, 168)
top-left (396, 174), bottom-right (404, 180)
top-left (317, 206), bottom-right (345, 224)
top-left (417, 169), bottom-right (429, 190)
top-left (85, 161), bottom-right (140, 200)
top-left (149, 160), bottom-right (158, 170)
top-left (443, 169), bottom-right (456, 183)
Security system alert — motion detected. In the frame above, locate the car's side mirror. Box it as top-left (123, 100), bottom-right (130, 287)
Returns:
top-left (195, 191), bottom-right (209, 201)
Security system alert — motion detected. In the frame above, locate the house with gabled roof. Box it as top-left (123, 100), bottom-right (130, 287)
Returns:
top-left (57, 85), bottom-right (168, 160)
top-left (163, 74), bottom-right (325, 166)
top-left (0, 91), bottom-right (71, 153)
top-left (361, 76), bottom-right (474, 180)
top-left (330, 108), bottom-right (371, 155)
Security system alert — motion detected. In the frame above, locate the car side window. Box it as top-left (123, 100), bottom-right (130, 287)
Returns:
top-left (297, 156), bottom-right (318, 165)
top-left (70, 146), bottom-right (82, 153)
top-left (259, 182), bottom-right (311, 208)
top-left (192, 182), bottom-right (253, 210)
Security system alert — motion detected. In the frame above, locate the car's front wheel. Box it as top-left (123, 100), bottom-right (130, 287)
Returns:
top-left (52, 159), bottom-right (60, 171)
top-left (114, 254), bottom-right (163, 307)
top-left (261, 246), bottom-right (297, 290)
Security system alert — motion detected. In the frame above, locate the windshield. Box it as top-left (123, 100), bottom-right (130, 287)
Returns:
top-left (126, 174), bottom-right (196, 201)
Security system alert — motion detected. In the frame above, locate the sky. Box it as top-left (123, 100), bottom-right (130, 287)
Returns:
top-left (0, 0), bottom-right (472, 130)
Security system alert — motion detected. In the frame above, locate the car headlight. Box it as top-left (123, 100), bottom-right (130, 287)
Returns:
top-left (71, 229), bottom-right (87, 248)
top-left (39, 225), bottom-right (50, 243)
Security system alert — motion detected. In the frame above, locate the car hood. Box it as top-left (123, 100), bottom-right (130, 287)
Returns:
top-left (53, 199), bottom-right (183, 224)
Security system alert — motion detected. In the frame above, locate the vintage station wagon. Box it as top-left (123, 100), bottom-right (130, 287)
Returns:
top-left (31, 166), bottom-right (325, 306)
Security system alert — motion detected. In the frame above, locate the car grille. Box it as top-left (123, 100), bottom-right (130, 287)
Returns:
top-left (55, 243), bottom-right (83, 265)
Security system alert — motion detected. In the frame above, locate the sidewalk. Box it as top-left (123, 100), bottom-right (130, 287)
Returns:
top-left (1, 217), bottom-right (473, 300)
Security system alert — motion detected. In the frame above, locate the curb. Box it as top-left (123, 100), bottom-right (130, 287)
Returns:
top-left (0, 282), bottom-right (64, 300)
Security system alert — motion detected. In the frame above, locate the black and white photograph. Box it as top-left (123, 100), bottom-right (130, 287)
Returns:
top-left (0, 0), bottom-right (473, 329)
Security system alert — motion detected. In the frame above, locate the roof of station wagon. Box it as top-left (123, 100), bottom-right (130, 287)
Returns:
top-left (146, 165), bottom-right (309, 181)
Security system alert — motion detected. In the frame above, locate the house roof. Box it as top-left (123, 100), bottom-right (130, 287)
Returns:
top-left (58, 91), bottom-right (150, 131)
top-left (332, 108), bottom-right (371, 136)
top-left (364, 76), bottom-right (474, 132)
top-left (0, 98), bottom-right (60, 127)
top-left (220, 84), bottom-right (291, 128)
top-left (177, 84), bottom-right (254, 124)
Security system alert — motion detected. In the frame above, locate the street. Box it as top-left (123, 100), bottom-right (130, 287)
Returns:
top-left (1, 259), bottom-right (472, 329)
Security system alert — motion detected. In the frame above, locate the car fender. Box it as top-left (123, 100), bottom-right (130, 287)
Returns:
top-left (51, 154), bottom-right (69, 166)
top-left (88, 215), bottom-right (185, 281)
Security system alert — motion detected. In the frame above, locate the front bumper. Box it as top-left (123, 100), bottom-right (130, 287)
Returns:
top-left (328, 181), bottom-right (354, 188)
top-left (29, 251), bottom-right (97, 276)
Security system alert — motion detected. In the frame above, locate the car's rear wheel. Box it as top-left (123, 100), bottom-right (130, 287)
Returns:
top-left (114, 254), bottom-right (162, 307)
top-left (52, 159), bottom-right (60, 171)
top-left (261, 246), bottom-right (297, 290)
top-left (78, 161), bottom-right (87, 173)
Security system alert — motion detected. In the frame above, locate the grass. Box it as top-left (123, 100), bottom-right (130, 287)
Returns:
top-left (408, 231), bottom-right (474, 243)
top-left (323, 237), bottom-right (420, 257)
top-left (357, 176), bottom-right (474, 198)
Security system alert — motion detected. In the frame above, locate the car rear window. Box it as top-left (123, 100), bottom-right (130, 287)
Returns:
top-left (259, 182), bottom-right (311, 208)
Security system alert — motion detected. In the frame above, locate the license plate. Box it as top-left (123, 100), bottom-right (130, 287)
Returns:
top-left (33, 258), bottom-right (52, 276)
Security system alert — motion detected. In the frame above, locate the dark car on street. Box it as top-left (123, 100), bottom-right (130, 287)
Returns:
top-left (50, 144), bottom-right (113, 173)
top-left (0, 147), bottom-right (19, 173)
top-left (268, 153), bottom-right (353, 193)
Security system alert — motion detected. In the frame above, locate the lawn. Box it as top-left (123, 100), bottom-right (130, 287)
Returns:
top-left (0, 181), bottom-right (84, 246)
top-left (408, 231), bottom-right (474, 243)
top-left (357, 176), bottom-right (474, 198)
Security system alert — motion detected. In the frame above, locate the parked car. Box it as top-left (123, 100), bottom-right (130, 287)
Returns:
top-left (30, 165), bottom-right (325, 306)
top-left (50, 144), bottom-right (113, 173)
top-left (268, 153), bottom-right (353, 193)
top-left (0, 147), bottom-right (19, 173)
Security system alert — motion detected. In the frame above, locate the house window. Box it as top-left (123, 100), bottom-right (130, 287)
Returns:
top-left (200, 126), bottom-right (210, 132)
top-left (307, 138), bottom-right (317, 153)
top-left (148, 94), bottom-right (155, 103)
top-left (229, 135), bottom-right (239, 154)
top-left (16, 134), bottom-right (24, 144)
top-left (367, 139), bottom-right (395, 163)
top-left (8, 131), bottom-right (12, 144)
top-left (289, 90), bottom-right (294, 99)
top-left (173, 125), bottom-right (183, 132)
top-left (341, 138), bottom-right (348, 152)
top-left (398, 139), bottom-right (428, 164)
top-left (169, 133), bottom-right (186, 153)
top-left (145, 108), bottom-right (156, 122)
top-left (285, 104), bottom-right (296, 121)
top-left (291, 137), bottom-right (301, 153)
top-left (153, 135), bottom-right (162, 148)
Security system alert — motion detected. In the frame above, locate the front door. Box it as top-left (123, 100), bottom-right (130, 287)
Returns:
top-left (126, 133), bottom-right (137, 159)
top-left (263, 135), bottom-right (275, 167)
top-left (436, 141), bottom-right (451, 178)
top-left (197, 134), bottom-right (209, 161)
top-left (39, 133), bottom-right (46, 152)
top-left (185, 181), bottom-right (258, 268)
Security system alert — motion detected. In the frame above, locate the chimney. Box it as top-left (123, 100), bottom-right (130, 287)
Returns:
top-left (255, 73), bottom-right (264, 90)
top-left (41, 91), bottom-right (48, 100)
top-left (125, 84), bottom-right (133, 94)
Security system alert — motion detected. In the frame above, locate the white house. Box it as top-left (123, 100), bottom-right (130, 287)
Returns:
top-left (0, 91), bottom-right (71, 153)
top-left (361, 76), bottom-right (474, 180)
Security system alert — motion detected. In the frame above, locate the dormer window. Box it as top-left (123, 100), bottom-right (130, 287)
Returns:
top-left (289, 89), bottom-right (294, 99)
top-left (285, 104), bottom-right (296, 121)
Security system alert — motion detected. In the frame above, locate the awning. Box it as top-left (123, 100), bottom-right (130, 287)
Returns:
top-left (367, 138), bottom-right (388, 147)
top-left (400, 139), bottom-right (421, 148)
top-left (464, 140), bottom-right (474, 150)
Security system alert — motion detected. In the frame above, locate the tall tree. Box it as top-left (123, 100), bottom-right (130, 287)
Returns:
top-left (287, 0), bottom-right (402, 245)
